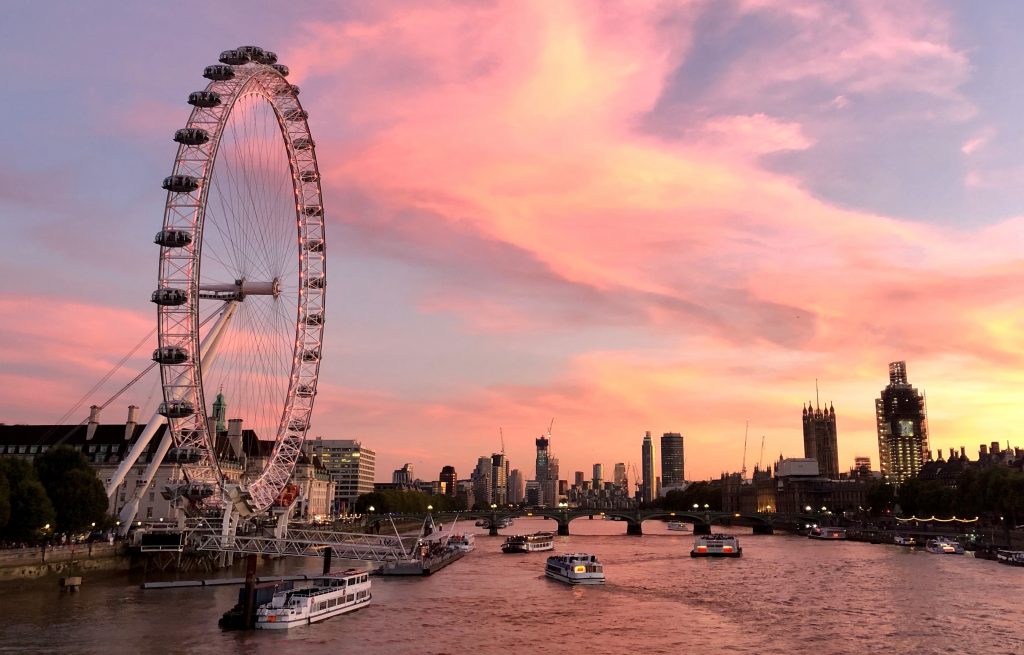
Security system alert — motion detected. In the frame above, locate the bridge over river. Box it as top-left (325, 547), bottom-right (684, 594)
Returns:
top-left (370, 508), bottom-right (824, 536)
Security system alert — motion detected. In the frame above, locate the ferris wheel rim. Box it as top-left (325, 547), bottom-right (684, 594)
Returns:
top-left (153, 48), bottom-right (326, 515)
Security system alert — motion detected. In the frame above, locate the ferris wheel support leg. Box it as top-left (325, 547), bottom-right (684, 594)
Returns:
top-left (273, 508), bottom-right (290, 539)
top-left (220, 505), bottom-right (238, 568)
top-left (105, 413), bottom-right (167, 499)
top-left (115, 426), bottom-right (176, 535)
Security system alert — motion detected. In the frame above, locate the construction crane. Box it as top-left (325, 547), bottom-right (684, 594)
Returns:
top-left (499, 427), bottom-right (505, 455)
top-left (758, 434), bottom-right (766, 472)
top-left (547, 417), bottom-right (554, 437)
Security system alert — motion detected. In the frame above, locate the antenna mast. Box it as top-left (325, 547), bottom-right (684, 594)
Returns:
top-left (741, 420), bottom-right (749, 479)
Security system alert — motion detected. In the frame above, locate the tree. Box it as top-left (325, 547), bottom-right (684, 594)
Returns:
top-left (34, 446), bottom-right (108, 533)
top-left (865, 481), bottom-right (896, 515)
top-left (0, 458), bottom-right (54, 542)
top-left (0, 467), bottom-right (10, 531)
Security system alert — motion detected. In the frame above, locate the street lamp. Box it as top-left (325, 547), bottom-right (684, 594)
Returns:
top-left (703, 503), bottom-right (709, 510)
top-left (805, 505), bottom-right (813, 512)
top-left (693, 503), bottom-right (699, 510)
top-left (490, 503), bottom-right (497, 510)
top-left (427, 504), bottom-right (433, 512)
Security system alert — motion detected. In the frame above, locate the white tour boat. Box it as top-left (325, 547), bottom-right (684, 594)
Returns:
top-left (893, 534), bottom-right (917, 547)
top-left (448, 532), bottom-right (475, 552)
top-left (808, 526), bottom-right (847, 540)
top-left (255, 569), bottom-right (371, 629)
top-left (501, 531), bottom-right (555, 553)
top-left (690, 533), bottom-right (742, 558)
top-left (666, 521), bottom-right (690, 532)
top-left (545, 553), bottom-right (605, 585)
top-left (925, 538), bottom-right (964, 555)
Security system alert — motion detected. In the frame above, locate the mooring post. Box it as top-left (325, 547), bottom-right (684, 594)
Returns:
top-left (323, 547), bottom-right (333, 574)
top-left (242, 554), bottom-right (258, 629)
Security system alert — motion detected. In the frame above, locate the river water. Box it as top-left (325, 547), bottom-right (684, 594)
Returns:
top-left (1, 517), bottom-right (1021, 655)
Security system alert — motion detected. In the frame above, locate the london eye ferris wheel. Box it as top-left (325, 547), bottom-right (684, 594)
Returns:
top-left (151, 46), bottom-right (326, 515)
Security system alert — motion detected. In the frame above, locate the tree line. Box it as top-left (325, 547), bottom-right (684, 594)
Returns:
top-left (353, 489), bottom-right (466, 514)
top-left (0, 446), bottom-right (109, 543)
top-left (866, 466), bottom-right (1024, 526)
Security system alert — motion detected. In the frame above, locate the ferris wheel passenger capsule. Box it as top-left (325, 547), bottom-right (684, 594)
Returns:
top-left (188, 91), bottom-right (222, 108)
top-left (236, 45), bottom-right (265, 61)
top-left (303, 205), bottom-right (323, 216)
top-left (299, 171), bottom-right (319, 183)
top-left (203, 64), bottom-right (235, 81)
top-left (288, 419), bottom-right (308, 431)
top-left (158, 400), bottom-right (195, 419)
top-left (292, 137), bottom-right (314, 151)
top-left (174, 128), bottom-right (209, 146)
top-left (305, 275), bottom-right (325, 289)
top-left (271, 63), bottom-right (289, 77)
top-left (283, 109), bottom-right (307, 122)
top-left (305, 239), bottom-right (325, 253)
top-left (258, 50), bottom-right (278, 65)
top-left (151, 288), bottom-right (189, 306)
top-left (295, 384), bottom-right (315, 398)
top-left (152, 346), bottom-right (189, 365)
top-left (162, 175), bottom-right (200, 193)
top-left (219, 49), bottom-right (248, 65)
top-left (154, 229), bottom-right (193, 248)
top-left (302, 348), bottom-right (321, 362)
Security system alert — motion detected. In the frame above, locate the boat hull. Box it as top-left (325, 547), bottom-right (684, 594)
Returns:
top-left (690, 549), bottom-right (742, 558)
top-left (545, 569), bottom-right (605, 585)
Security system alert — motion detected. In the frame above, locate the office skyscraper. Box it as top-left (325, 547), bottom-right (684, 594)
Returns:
top-left (876, 361), bottom-right (929, 483)
top-left (592, 463), bottom-right (603, 488)
top-left (660, 433), bottom-right (684, 487)
top-left (491, 453), bottom-right (509, 505)
top-left (613, 462), bottom-right (627, 489)
top-left (439, 465), bottom-right (457, 497)
top-left (508, 469), bottom-right (524, 504)
top-left (802, 402), bottom-right (839, 480)
top-left (641, 431), bottom-right (656, 503)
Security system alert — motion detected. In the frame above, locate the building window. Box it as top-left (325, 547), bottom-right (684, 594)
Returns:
top-left (149, 492), bottom-right (155, 501)
top-left (146, 508), bottom-right (153, 519)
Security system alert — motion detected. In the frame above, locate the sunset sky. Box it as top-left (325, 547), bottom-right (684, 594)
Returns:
top-left (3, 1), bottom-right (1024, 483)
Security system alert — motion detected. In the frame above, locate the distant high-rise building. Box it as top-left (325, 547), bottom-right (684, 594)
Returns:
top-left (592, 463), bottom-right (603, 488)
top-left (802, 401), bottom-right (839, 480)
top-left (508, 469), bottom-right (524, 504)
top-left (491, 453), bottom-right (509, 505)
top-left (472, 456), bottom-right (493, 507)
top-left (876, 361), bottom-right (929, 483)
top-left (851, 456), bottom-right (871, 479)
top-left (574, 471), bottom-right (585, 487)
top-left (613, 462), bottom-right (627, 489)
top-left (525, 480), bottom-right (541, 506)
top-left (392, 463), bottom-right (415, 487)
top-left (660, 433), bottom-right (684, 488)
top-left (312, 438), bottom-right (375, 515)
top-left (641, 431), bottom-right (656, 504)
top-left (547, 456), bottom-right (560, 505)
top-left (439, 465), bottom-right (457, 497)
top-left (535, 433), bottom-right (554, 505)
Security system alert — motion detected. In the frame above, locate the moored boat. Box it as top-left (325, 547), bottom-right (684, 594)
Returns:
top-left (996, 550), bottom-right (1024, 566)
top-left (893, 534), bottom-right (917, 547)
top-left (255, 569), bottom-right (371, 630)
top-left (925, 538), bottom-right (964, 555)
top-left (545, 553), bottom-right (605, 585)
top-left (666, 521), bottom-right (690, 532)
top-left (501, 531), bottom-right (555, 553)
top-left (808, 526), bottom-right (847, 540)
top-left (691, 533), bottom-right (742, 558)
top-left (448, 533), bottom-right (475, 552)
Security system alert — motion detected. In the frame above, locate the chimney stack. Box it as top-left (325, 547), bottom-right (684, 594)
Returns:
top-left (125, 405), bottom-right (138, 441)
top-left (86, 405), bottom-right (101, 441)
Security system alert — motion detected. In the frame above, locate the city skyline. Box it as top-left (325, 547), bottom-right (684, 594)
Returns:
top-left (5, 2), bottom-right (1024, 482)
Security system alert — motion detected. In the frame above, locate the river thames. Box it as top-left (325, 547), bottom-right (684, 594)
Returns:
top-left (1, 517), bottom-right (1021, 655)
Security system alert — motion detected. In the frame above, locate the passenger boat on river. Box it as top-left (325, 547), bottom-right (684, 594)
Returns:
top-left (808, 526), bottom-right (847, 540)
top-left (545, 553), bottom-right (605, 585)
top-left (925, 538), bottom-right (964, 555)
top-left (501, 531), bottom-right (555, 553)
top-left (255, 569), bottom-right (371, 630)
top-left (690, 534), bottom-right (742, 558)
